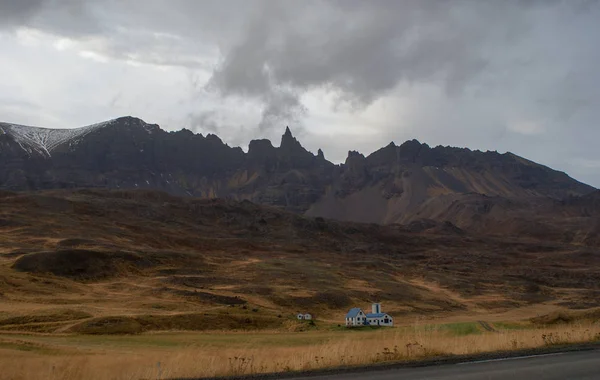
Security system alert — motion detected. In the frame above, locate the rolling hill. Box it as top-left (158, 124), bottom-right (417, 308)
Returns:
top-left (1, 189), bottom-right (600, 334)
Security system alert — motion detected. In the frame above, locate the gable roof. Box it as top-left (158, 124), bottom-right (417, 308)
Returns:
top-left (346, 308), bottom-right (363, 318)
top-left (366, 313), bottom-right (390, 318)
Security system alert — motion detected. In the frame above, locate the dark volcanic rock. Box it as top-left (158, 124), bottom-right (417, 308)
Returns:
top-left (0, 116), bottom-right (595, 224)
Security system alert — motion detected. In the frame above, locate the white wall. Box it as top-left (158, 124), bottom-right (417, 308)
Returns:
top-left (346, 311), bottom-right (366, 326)
top-left (367, 315), bottom-right (393, 327)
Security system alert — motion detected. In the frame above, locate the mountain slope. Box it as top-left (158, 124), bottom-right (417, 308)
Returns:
top-left (2, 188), bottom-right (600, 328)
top-left (305, 141), bottom-right (594, 224)
top-left (0, 116), bottom-right (595, 226)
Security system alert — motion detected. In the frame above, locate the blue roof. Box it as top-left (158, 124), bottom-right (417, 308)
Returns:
top-left (345, 308), bottom-right (362, 318)
top-left (366, 313), bottom-right (389, 318)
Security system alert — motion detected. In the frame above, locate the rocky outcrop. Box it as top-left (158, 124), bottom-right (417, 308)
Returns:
top-left (0, 116), bottom-right (595, 224)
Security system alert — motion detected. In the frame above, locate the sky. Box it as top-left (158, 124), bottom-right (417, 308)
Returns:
top-left (1, 0), bottom-right (599, 187)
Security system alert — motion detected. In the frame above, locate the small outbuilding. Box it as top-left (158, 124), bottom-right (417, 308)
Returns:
top-left (297, 313), bottom-right (313, 320)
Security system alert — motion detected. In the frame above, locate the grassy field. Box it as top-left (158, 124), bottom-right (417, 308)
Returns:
top-left (2, 190), bottom-right (600, 378)
top-left (1, 320), bottom-right (599, 380)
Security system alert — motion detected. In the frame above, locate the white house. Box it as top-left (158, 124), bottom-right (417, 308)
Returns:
top-left (345, 308), bottom-right (366, 326)
top-left (346, 303), bottom-right (393, 327)
top-left (297, 313), bottom-right (313, 320)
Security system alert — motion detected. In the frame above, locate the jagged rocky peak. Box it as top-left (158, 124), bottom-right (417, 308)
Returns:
top-left (177, 128), bottom-right (196, 137)
top-left (396, 139), bottom-right (430, 163)
top-left (345, 150), bottom-right (366, 165)
top-left (367, 141), bottom-right (399, 165)
top-left (317, 148), bottom-right (325, 160)
top-left (280, 126), bottom-right (302, 149)
top-left (279, 125), bottom-right (314, 161)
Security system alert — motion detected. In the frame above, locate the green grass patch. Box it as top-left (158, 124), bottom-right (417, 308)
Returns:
top-left (0, 339), bottom-right (60, 354)
top-left (0, 310), bottom-right (92, 326)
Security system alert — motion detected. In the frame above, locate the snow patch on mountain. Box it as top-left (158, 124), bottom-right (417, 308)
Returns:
top-left (0, 119), bottom-right (118, 157)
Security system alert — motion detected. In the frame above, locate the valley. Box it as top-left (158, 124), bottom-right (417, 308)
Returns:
top-left (2, 120), bottom-right (600, 379)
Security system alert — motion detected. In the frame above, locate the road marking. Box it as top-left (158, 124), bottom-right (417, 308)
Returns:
top-left (456, 352), bottom-right (566, 365)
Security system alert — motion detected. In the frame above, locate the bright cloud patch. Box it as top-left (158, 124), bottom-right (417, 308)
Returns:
top-left (507, 121), bottom-right (545, 136)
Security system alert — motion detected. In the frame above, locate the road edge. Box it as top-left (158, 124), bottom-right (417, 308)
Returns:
top-left (171, 342), bottom-right (600, 380)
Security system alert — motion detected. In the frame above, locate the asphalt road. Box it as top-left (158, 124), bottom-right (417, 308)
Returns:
top-left (287, 350), bottom-right (600, 380)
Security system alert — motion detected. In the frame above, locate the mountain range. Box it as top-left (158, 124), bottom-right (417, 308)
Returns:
top-left (1, 116), bottom-right (598, 243)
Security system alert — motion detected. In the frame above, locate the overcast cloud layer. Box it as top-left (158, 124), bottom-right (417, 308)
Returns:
top-left (1, 0), bottom-right (599, 186)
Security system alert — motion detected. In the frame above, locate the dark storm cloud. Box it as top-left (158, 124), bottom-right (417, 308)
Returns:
top-left (257, 88), bottom-right (307, 133)
top-left (0, 0), bottom-right (104, 35)
top-left (208, 1), bottom-right (529, 105)
top-left (203, 0), bottom-right (537, 132)
top-left (0, 0), bottom-right (44, 25)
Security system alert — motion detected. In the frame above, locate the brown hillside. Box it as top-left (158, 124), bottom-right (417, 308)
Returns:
top-left (1, 189), bottom-right (600, 333)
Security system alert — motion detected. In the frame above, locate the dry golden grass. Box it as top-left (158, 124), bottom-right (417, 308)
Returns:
top-left (1, 322), bottom-right (599, 380)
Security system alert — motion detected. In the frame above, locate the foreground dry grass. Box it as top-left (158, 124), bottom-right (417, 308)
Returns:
top-left (1, 322), bottom-right (599, 380)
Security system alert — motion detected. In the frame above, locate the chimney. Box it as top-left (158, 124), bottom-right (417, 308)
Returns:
top-left (372, 303), bottom-right (381, 314)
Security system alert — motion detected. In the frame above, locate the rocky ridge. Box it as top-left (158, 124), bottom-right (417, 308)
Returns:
top-left (0, 116), bottom-right (595, 228)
